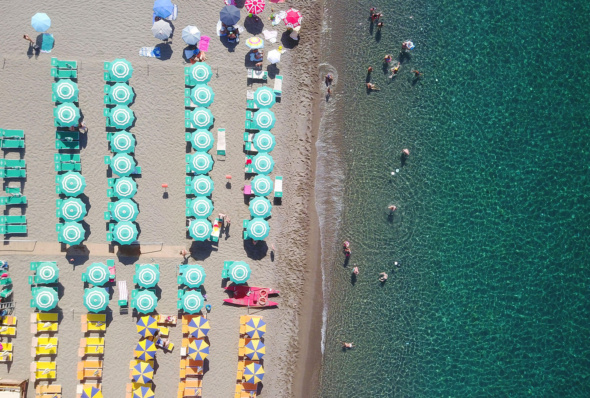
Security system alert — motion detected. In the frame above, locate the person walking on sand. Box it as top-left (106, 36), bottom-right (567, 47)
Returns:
top-left (23, 34), bottom-right (39, 50)
top-left (180, 249), bottom-right (189, 260)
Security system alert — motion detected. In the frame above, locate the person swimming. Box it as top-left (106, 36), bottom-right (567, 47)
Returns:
top-left (343, 241), bottom-right (351, 256)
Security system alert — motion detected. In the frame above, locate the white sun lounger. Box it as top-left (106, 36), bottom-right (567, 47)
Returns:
top-left (118, 281), bottom-right (128, 307)
top-left (274, 176), bottom-right (283, 198)
top-left (217, 128), bottom-right (226, 159)
top-left (274, 75), bottom-right (283, 98)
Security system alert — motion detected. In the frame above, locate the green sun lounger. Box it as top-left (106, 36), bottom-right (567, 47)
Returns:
top-left (56, 131), bottom-right (79, 141)
top-left (0, 289), bottom-right (12, 299)
top-left (0, 169), bottom-right (26, 179)
top-left (0, 129), bottom-right (24, 139)
top-left (0, 139), bottom-right (25, 149)
top-left (274, 75), bottom-right (283, 97)
top-left (55, 139), bottom-right (80, 150)
top-left (244, 156), bottom-right (254, 173)
top-left (51, 67), bottom-right (77, 79)
top-left (0, 215), bottom-right (26, 224)
top-left (55, 162), bottom-right (81, 172)
top-left (0, 195), bottom-right (27, 205)
top-left (0, 224), bottom-right (27, 234)
top-left (51, 57), bottom-right (78, 69)
top-left (0, 159), bottom-right (26, 169)
top-left (54, 153), bottom-right (81, 163)
top-left (246, 100), bottom-right (258, 110)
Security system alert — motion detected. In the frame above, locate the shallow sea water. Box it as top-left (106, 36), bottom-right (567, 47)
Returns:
top-left (317, 0), bottom-right (590, 396)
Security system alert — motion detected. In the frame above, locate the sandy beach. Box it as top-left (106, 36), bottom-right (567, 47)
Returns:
top-left (0, 0), bottom-right (322, 396)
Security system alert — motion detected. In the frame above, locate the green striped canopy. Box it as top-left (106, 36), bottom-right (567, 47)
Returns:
top-left (187, 152), bottom-right (213, 175)
top-left (190, 85), bottom-right (215, 107)
top-left (253, 131), bottom-right (276, 153)
top-left (229, 261), bottom-right (252, 284)
top-left (107, 59), bottom-right (133, 82)
top-left (36, 262), bottom-right (59, 284)
top-left (33, 287), bottom-right (58, 311)
top-left (180, 264), bottom-right (206, 288)
top-left (189, 108), bottom-right (214, 129)
top-left (83, 287), bottom-right (109, 313)
top-left (58, 221), bottom-right (85, 245)
top-left (55, 103), bottom-right (80, 127)
top-left (109, 105), bottom-right (135, 129)
top-left (190, 130), bottom-right (214, 151)
top-left (181, 290), bottom-right (204, 314)
top-left (187, 196), bottom-right (214, 218)
top-left (188, 219), bottom-right (212, 241)
top-left (253, 109), bottom-right (276, 130)
top-left (113, 221), bottom-right (138, 245)
top-left (53, 79), bottom-right (79, 102)
top-left (136, 264), bottom-right (160, 288)
top-left (188, 175), bottom-right (214, 196)
top-left (135, 290), bottom-right (158, 314)
top-left (247, 218), bottom-right (270, 241)
top-left (109, 83), bottom-right (135, 105)
top-left (187, 63), bottom-right (212, 85)
top-left (249, 197), bottom-right (272, 218)
top-left (111, 153), bottom-right (137, 177)
top-left (59, 198), bottom-right (87, 221)
top-left (110, 131), bottom-right (136, 153)
top-left (111, 199), bottom-right (139, 222)
top-left (252, 153), bottom-right (275, 175)
top-left (113, 177), bottom-right (137, 199)
top-left (251, 175), bottom-right (273, 196)
top-left (59, 171), bottom-right (86, 196)
top-left (253, 86), bottom-right (276, 108)
top-left (85, 262), bottom-right (110, 286)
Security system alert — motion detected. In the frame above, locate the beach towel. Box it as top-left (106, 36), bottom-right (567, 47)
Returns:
top-left (216, 20), bottom-right (226, 36)
top-left (40, 34), bottom-right (54, 53)
top-left (262, 30), bottom-right (278, 43)
top-left (198, 36), bottom-right (210, 52)
top-left (224, 0), bottom-right (236, 5)
top-left (139, 47), bottom-right (161, 58)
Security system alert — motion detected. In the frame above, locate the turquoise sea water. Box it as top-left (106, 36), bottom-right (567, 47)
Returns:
top-left (317, 0), bottom-right (590, 396)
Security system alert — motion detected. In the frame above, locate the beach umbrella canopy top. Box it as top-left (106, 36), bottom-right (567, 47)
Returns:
top-left (267, 49), bottom-right (281, 64)
top-left (109, 83), bottom-right (135, 105)
top-left (85, 262), bottom-right (110, 286)
top-left (187, 197), bottom-right (213, 219)
top-left (136, 264), bottom-right (160, 288)
top-left (244, 339), bottom-right (266, 360)
top-left (245, 317), bottom-right (266, 338)
top-left (182, 25), bottom-right (201, 45)
top-left (55, 103), bottom-right (80, 127)
top-left (189, 108), bottom-right (214, 129)
top-left (253, 131), bottom-right (276, 152)
top-left (111, 153), bottom-right (137, 177)
top-left (252, 153), bottom-right (275, 175)
top-left (247, 218), bottom-right (270, 240)
top-left (188, 339), bottom-right (209, 361)
top-left (58, 221), bottom-right (85, 245)
top-left (253, 87), bottom-right (275, 108)
top-left (110, 131), bottom-right (136, 153)
top-left (135, 339), bottom-right (157, 360)
top-left (245, 0), bottom-right (265, 15)
top-left (188, 316), bottom-right (211, 338)
top-left (111, 199), bottom-right (139, 222)
top-left (284, 8), bottom-right (302, 28)
top-left (33, 287), bottom-right (58, 311)
top-left (60, 198), bottom-right (87, 221)
top-left (249, 196), bottom-right (272, 218)
top-left (54, 79), bottom-right (78, 102)
top-left (135, 290), bottom-right (158, 314)
top-left (190, 85), bottom-right (215, 107)
top-left (188, 219), bottom-right (212, 241)
top-left (81, 386), bottom-right (103, 398)
top-left (187, 63), bottom-right (212, 84)
top-left (190, 130), bottom-right (214, 151)
top-left (133, 387), bottom-right (155, 398)
top-left (181, 264), bottom-right (207, 288)
top-left (114, 177), bottom-right (138, 199)
top-left (246, 37), bottom-right (264, 49)
top-left (220, 5), bottom-right (241, 25)
top-left (253, 109), bottom-right (276, 130)
top-left (229, 261), bottom-right (252, 284)
top-left (251, 175), bottom-right (273, 196)
top-left (152, 20), bottom-right (173, 40)
top-left (32, 13), bottom-right (51, 32)
top-left (244, 363), bottom-right (265, 384)
top-left (182, 290), bottom-right (205, 314)
top-left (108, 59), bottom-right (133, 82)
top-left (84, 287), bottom-right (109, 313)
top-left (109, 105), bottom-right (135, 130)
top-left (132, 361), bottom-right (154, 384)
top-left (188, 175), bottom-right (214, 196)
top-left (153, 0), bottom-right (174, 18)
top-left (187, 152), bottom-right (214, 175)
top-left (112, 221), bottom-right (138, 245)
top-left (59, 171), bottom-right (86, 196)
top-left (136, 316), bottom-right (158, 338)
top-left (36, 263), bottom-right (59, 284)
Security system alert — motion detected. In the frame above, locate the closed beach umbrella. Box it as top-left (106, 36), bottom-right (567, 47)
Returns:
top-left (189, 108), bottom-right (214, 129)
top-left (245, 317), bottom-right (266, 338)
top-left (181, 290), bottom-right (204, 314)
top-left (114, 177), bottom-right (137, 199)
top-left (110, 131), bottom-right (136, 153)
top-left (136, 264), bottom-right (160, 288)
top-left (58, 222), bottom-right (85, 245)
top-left (81, 386), bottom-right (103, 398)
top-left (188, 219), bottom-right (212, 241)
top-left (85, 262), bottom-right (110, 286)
top-left (111, 199), bottom-right (139, 222)
top-left (83, 287), bottom-right (109, 313)
top-left (59, 198), bottom-right (87, 221)
top-left (108, 83), bottom-right (135, 105)
top-left (253, 131), bottom-right (276, 152)
top-left (31, 13), bottom-right (51, 32)
top-left (251, 175), bottom-right (273, 196)
top-left (229, 261), bottom-right (252, 284)
top-left (59, 171), bottom-right (86, 197)
top-left (133, 387), bottom-right (155, 398)
top-left (107, 59), bottom-right (133, 82)
top-left (253, 109), bottom-right (276, 130)
top-left (111, 153), bottom-right (137, 177)
top-left (53, 79), bottom-right (78, 102)
top-left (190, 130), bottom-right (214, 151)
top-left (136, 316), bottom-right (158, 338)
top-left (153, 0), bottom-right (174, 18)
top-left (188, 339), bottom-right (209, 361)
top-left (182, 25), bottom-right (201, 45)
top-left (33, 287), bottom-right (58, 311)
top-left (55, 103), bottom-right (80, 127)
top-left (253, 87), bottom-right (275, 108)
top-left (187, 197), bottom-right (214, 218)
top-left (36, 262), bottom-right (59, 284)
top-left (249, 197), bottom-right (272, 218)
top-left (267, 49), bottom-right (281, 64)
top-left (245, 0), bottom-right (265, 15)
top-left (187, 63), bottom-right (212, 85)
top-left (244, 339), bottom-right (266, 360)
top-left (188, 316), bottom-right (210, 338)
top-left (187, 152), bottom-right (214, 175)
top-left (247, 218), bottom-right (270, 240)
top-left (152, 20), bottom-right (172, 41)
top-left (188, 175), bottom-right (214, 196)
top-left (109, 105), bottom-right (135, 130)
top-left (113, 221), bottom-right (138, 245)
top-left (220, 5), bottom-right (241, 25)
top-left (181, 264), bottom-right (206, 288)
top-left (135, 338), bottom-right (157, 360)
top-left (244, 363), bottom-right (265, 384)
top-left (252, 153), bottom-right (275, 175)
top-left (190, 85), bottom-right (215, 107)
top-left (134, 290), bottom-right (158, 314)
top-left (131, 361), bottom-right (154, 384)
top-left (245, 37), bottom-right (264, 49)
top-left (284, 8), bottom-right (302, 28)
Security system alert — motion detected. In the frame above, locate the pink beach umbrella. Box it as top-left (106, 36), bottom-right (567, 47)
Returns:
top-left (284, 8), bottom-right (302, 28)
top-left (245, 0), bottom-right (265, 15)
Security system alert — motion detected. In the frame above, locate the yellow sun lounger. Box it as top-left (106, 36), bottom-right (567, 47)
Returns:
top-left (32, 337), bottom-right (58, 356)
top-left (0, 315), bottom-right (17, 326)
top-left (0, 326), bottom-right (16, 336)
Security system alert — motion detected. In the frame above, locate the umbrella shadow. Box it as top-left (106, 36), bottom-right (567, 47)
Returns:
top-left (182, 45), bottom-right (198, 63)
top-left (267, 64), bottom-right (279, 79)
top-left (234, 0), bottom-right (246, 7)
top-left (280, 32), bottom-right (299, 49)
top-left (244, 16), bottom-right (265, 35)
top-left (189, 240), bottom-right (214, 261)
top-left (65, 244), bottom-right (90, 267)
top-left (116, 245), bottom-right (141, 264)
top-left (243, 240), bottom-right (268, 260)
top-left (155, 43), bottom-right (173, 61)
top-left (79, 194), bottom-right (92, 215)
top-left (220, 36), bottom-right (238, 52)
top-left (244, 51), bottom-right (262, 68)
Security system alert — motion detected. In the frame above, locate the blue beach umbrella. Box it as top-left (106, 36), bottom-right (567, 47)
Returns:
top-left (228, 261), bottom-right (251, 284)
top-left (134, 290), bottom-right (158, 314)
top-left (188, 316), bottom-right (210, 338)
top-left (245, 317), bottom-right (266, 338)
top-left (32, 13), bottom-right (51, 32)
top-left (244, 339), bottom-right (266, 360)
top-left (53, 79), bottom-right (79, 103)
top-left (136, 264), bottom-right (160, 288)
top-left (85, 262), bottom-right (110, 286)
top-left (188, 339), bottom-right (209, 361)
top-left (153, 0), bottom-right (174, 18)
top-left (132, 361), bottom-right (154, 384)
top-left (107, 59), bottom-right (133, 82)
top-left (220, 5), bottom-right (241, 25)
top-left (55, 103), bottom-right (80, 127)
top-left (109, 105), bottom-right (135, 130)
top-left (83, 287), bottom-right (109, 313)
top-left (243, 363), bottom-right (265, 384)
top-left (59, 171), bottom-right (86, 196)
top-left (134, 339), bottom-right (157, 360)
top-left (136, 316), bottom-right (159, 338)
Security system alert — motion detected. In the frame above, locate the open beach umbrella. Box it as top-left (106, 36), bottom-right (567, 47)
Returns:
top-left (111, 153), bottom-right (137, 177)
top-left (132, 361), bottom-right (154, 384)
top-left (136, 264), bottom-right (160, 288)
top-left (32, 13), bottom-right (51, 32)
top-left (111, 199), bottom-right (139, 222)
top-left (36, 262), bottom-right (59, 284)
top-left (267, 49), bottom-right (281, 64)
top-left (190, 130), bottom-right (214, 151)
top-left (220, 5), bottom-right (240, 25)
top-left (181, 264), bottom-right (206, 288)
top-left (253, 87), bottom-right (275, 108)
top-left (252, 153), bottom-right (275, 175)
top-left (153, 0), bottom-right (174, 18)
top-left (113, 177), bottom-right (137, 199)
top-left (134, 290), bottom-right (158, 314)
top-left (190, 85), bottom-right (215, 107)
top-left (58, 222), bottom-right (85, 245)
top-left (228, 261), bottom-right (252, 284)
top-left (249, 197), bottom-right (272, 218)
top-left (181, 290), bottom-right (204, 314)
top-left (113, 221), bottom-right (138, 245)
top-left (188, 339), bottom-right (209, 361)
top-left (135, 338), bottom-right (157, 360)
top-left (33, 287), bottom-right (58, 311)
top-left (107, 59), bottom-right (133, 82)
top-left (182, 25), bottom-right (201, 45)
top-left (253, 109), bottom-right (276, 130)
top-left (187, 63), bottom-right (212, 84)
top-left (152, 20), bottom-right (172, 41)
top-left (188, 175), bottom-right (214, 196)
top-left (253, 131), bottom-right (276, 152)
top-left (187, 197), bottom-right (213, 218)
top-left (189, 108), bottom-right (214, 129)
top-left (188, 316), bottom-right (210, 338)
top-left (251, 175), bottom-right (273, 196)
top-left (245, 317), bottom-right (266, 338)
top-left (245, 0), bottom-right (265, 15)
top-left (108, 83), bottom-right (135, 105)
top-left (244, 339), bottom-right (266, 360)
top-left (109, 105), bottom-right (135, 130)
top-left (110, 131), bottom-right (136, 153)
top-left (244, 363), bottom-right (265, 384)
top-left (59, 171), bottom-right (86, 196)
top-left (83, 287), bottom-right (109, 313)
top-left (133, 387), bottom-right (155, 398)
top-left (136, 316), bottom-right (159, 338)
top-left (247, 218), bottom-right (270, 240)
top-left (59, 198), bottom-right (87, 221)
top-left (188, 219), bottom-right (212, 241)
top-left (187, 152), bottom-right (214, 175)
top-left (53, 79), bottom-right (78, 102)
top-left (85, 262), bottom-right (110, 286)
top-left (284, 8), bottom-right (302, 28)
top-left (55, 103), bottom-right (80, 127)
top-left (245, 37), bottom-right (264, 49)
top-left (81, 386), bottom-right (103, 398)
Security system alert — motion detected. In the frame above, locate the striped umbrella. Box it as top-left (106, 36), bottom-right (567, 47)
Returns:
top-left (113, 221), bottom-right (138, 245)
top-left (108, 82), bottom-right (135, 105)
top-left (109, 105), bottom-right (135, 130)
top-left (188, 316), bottom-right (210, 338)
top-left (245, 317), bottom-right (266, 338)
top-left (33, 287), bottom-right (58, 311)
top-left (188, 339), bottom-right (209, 361)
top-left (229, 261), bottom-right (251, 284)
top-left (136, 316), bottom-right (158, 338)
top-left (245, 37), bottom-right (264, 50)
top-left (187, 152), bottom-right (214, 175)
top-left (59, 171), bottom-right (86, 196)
top-left (189, 108), bottom-right (214, 129)
top-left (251, 175), bottom-right (273, 196)
top-left (134, 338), bottom-right (157, 360)
top-left (53, 79), bottom-right (78, 102)
top-left (253, 131), bottom-right (276, 152)
top-left (110, 131), bottom-right (136, 153)
top-left (181, 290), bottom-right (204, 314)
top-left (36, 262), bottom-right (59, 284)
top-left (111, 199), bottom-right (139, 222)
top-left (249, 196), bottom-right (272, 218)
top-left (245, 0), bottom-right (265, 15)
top-left (244, 363), bottom-right (265, 384)
top-left (133, 386), bottom-right (155, 398)
top-left (188, 175), bottom-right (214, 196)
top-left (107, 59), bottom-right (133, 82)
top-left (58, 221), bottom-right (85, 245)
top-left (55, 103), bottom-right (80, 127)
top-left (113, 177), bottom-right (137, 199)
top-left (131, 361), bottom-right (154, 384)
top-left (190, 85), bottom-right (215, 107)
top-left (187, 63), bottom-right (212, 85)
top-left (181, 264), bottom-right (207, 288)
top-left (190, 130), bottom-right (214, 151)
top-left (85, 262), bottom-right (110, 286)
top-left (31, 13), bottom-right (51, 32)
top-left (83, 287), bottom-right (109, 313)
top-left (253, 87), bottom-right (275, 108)
top-left (187, 197), bottom-right (214, 218)
top-left (247, 218), bottom-right (270, 240)
top-left (111, 153), bottom-right (137, 177)
top-left (59, 198), bottom-right (87, 221)
top-left (136, 264), bottom-right (160, 288)
top-left (81, 386), bottom-right (103, 398)
top-left (188, 219), bottom-right (212, 241)
top-left (134, 290), bottom-right (158, 314)
top-left (252, 153), bottom-right (275, 175)
top-left (253, 109), bottom-right (276, 130)
top-left (284, 8), bottom-right (302, 28)
top-left (244, 339), bottom-right (266, 360)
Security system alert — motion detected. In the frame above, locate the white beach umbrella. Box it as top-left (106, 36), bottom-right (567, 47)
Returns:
top-left (267, 49), bottom-right (281, 64)
top-left (152, 20), bottom-right (172, 41)
top-left (182, 25), bottom-right (201, 45)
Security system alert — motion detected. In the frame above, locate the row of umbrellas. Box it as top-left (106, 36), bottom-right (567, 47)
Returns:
top-left (31, 286), bottom-right (111, 313)
top-left (242, 317), bottom-right (268, 383)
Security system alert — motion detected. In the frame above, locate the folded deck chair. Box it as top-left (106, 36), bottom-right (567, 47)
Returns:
top-left (217, 128), bottom-right (226, 159)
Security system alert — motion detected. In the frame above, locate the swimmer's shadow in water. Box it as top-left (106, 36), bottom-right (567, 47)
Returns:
top-left (351, 273), bottom-right (357, 285)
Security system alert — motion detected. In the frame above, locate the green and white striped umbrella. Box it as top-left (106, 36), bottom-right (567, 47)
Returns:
top-left (108, 83), bottom-right (135, 105)
top-left (187, 152), bottom-right (213, 175)
top-left (36, 262), bottom-right (59, 284)
top-left (190, 130), bottom-right (214, 151)
top-left (252, 153), bottom-right (275, 175)
top-left (187, 197), bottom-right (214, 218)
top-left (253, 131), bottom-right (276, 153)
top-left (33, 287), bottom-right (58, 311)
top-left (253, 109), bottom-right (276, 130)
top-left (180, 264), bottom-right (206, 288)
top-left (113, 221), bottom-right (138, 245)
top-left (136, 264), bottom-right (160, 288)
top-left (53, 79), bottom-right (79, 102)
top-left (228, 261), bottom-right (252, 284)
top-left (109, 105), bottom-right (135, 130)
top-left (253, 86), bottom-right (276, 108)
top-left (107, 59), bottom-right (133, 82)
top-left (113, 177), bottom-right (137, 199)
top-left (59, 171), bottom-right (86, 197)
top-left (190, 85), bottom-right (215, 107)
top-left (247, 218), bottom-right (270, 241)
top-left (58, 222), bottom-right (85, 245)
top-left (111, 199), bottom-right (139, 222)
top-left (249, 197), bottom-right (272, 218)
top-left (111, 153), bottom-right (137, 177)
top-left (59, 198), bottom-right (87, 221)
top-left (187, 63), bottom-right (212, 85)
top-left (83, 287), bottom-right (109, 313)
top-left (55, 103), bottom-right (80, 127)
top-left (85, 262), bottom-right (110, 286)
top-left (181, 290), bottom-right (204, 314)
top-left (188, 175), bottom-right (214, 196)
top-left (135, 290), bottom-right (158, 314)
top-left (189, 108), bottom-right (214, 129)
top-left (188, 219), bottom-right (212, 241)
top-left (110, 131), bottom-right (136, 153)
top-left (251, 175), bottom-right (273, 196)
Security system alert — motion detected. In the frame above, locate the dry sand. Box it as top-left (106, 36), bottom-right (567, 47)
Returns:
top-left (0, 0), bottom-right (322, 396)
